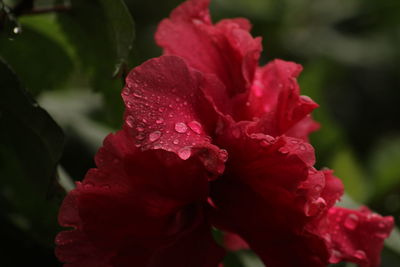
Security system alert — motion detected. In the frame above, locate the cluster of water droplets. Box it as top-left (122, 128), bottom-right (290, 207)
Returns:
top-left (121, 81), bottom-right (219, 161)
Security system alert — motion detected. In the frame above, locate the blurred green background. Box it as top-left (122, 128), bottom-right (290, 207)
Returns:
top-left (1, 0), bottom-right (400, 266)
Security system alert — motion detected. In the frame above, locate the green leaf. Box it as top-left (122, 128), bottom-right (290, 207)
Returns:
top-left (331, 148), bottom-right (369, 202)
top-left (98, 0), bottom-right (135, 76)
top-left (56, 0), bottom-right (135, 127)
top-left (385, 226), bottom-right (400, 256)
top-left (0, 59), bottom-right (65, 245)
top-left (0, 14), bottom-right (74, 95)
top-left (369, 136), bottom-right (400, 199)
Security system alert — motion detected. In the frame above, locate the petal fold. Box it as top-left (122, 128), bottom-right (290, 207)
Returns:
top-left (56, 130), bottom-right (224, 267)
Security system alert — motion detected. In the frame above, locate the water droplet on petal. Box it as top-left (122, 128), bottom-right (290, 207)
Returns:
top-left (136, 126), bottom-right (144, 132)
top-left (178, 147), bottom-right (191, 160)
top-left (173, 139), bottom-right (179, 145)
top-left (314, 184), bottom-right (322, 193)
top-left (330, 249), bottom-right (342, 263)
top-left (232, 128), bottom-right (241, 138)
top-left (149, 131), bottom-right (161, 142)
top-left (84, 182), bottom-right (94, 189)
top-left (280, 148), bottom-right (289, 154)
top-left (299, 144), bottom-right (306, 151)
top-left (175, 122), bottom-right (188, 133)
top-left (344, 214), bottom-right (359, 230)
top-left (354, 250), bottom-right (366, 260)
top-left (136, 133), bottom-right (145, 140)
top-left (122, 87), bottom-right (131, 96)
top-left (219, 149), bottom-right (228, 162)
top-left (102, 184), bottom-right (110, 190)
top-left (126, 116), bottom-right (135, 128)
top-left (305, 197), bottom-right (326, 216)
top-left (126, 101), bottom-right (134, 108)
top-left (300, 95), bottom-right (313, 102)
top-left (133, 90), bottom-right (143, 98)
top-left (156, 118), bottom-right (164, 124)
top-left (291, 139), bottom-right (299, 144)
top-left (188, 121), bottom-right (202, 134)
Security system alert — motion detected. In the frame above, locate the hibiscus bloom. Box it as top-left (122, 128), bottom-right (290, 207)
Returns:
top-left (56, 0), bottom-right (394, 266)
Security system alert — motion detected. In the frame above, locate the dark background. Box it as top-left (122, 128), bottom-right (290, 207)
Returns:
top-left (0, 0), bottom-right (399, 266)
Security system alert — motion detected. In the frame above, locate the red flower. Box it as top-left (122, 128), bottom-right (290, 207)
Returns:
top-left (56, 0), bottom-right (394, 266)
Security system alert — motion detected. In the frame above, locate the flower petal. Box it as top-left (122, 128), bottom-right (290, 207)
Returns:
top-left (322, 207), bottom-right (394, 267)
top-left (210, 123), bottom-right (329, 266)
top-left (122, 55), bottom-right (227, 175)
top-left (155, 0), bottom-right (261, 98)
top-left (56, 130), bottom-right (224, 267)
top-left (246, 60), bottom-right (319, 138)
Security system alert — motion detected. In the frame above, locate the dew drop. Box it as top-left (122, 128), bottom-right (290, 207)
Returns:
top-left (329, 249), bottom-right (342, 263)
top-left (378, 222), bottom-right (387, 229)
top-left (188, 121), bottom-right (202, 134)
top-left (300, 95), bottom-right (313, 102)
top-left (280, 148), bottom-right (289, 154)
top-left (142, 118), bottom-right (148, 123)
top-left (375, 232), bottom-right (389, 239)
top-left (133, 90), bottom-right (143, 98)
top-left (260, 140), bottom-right (270, 147)
top-left (156, 118), bottom-right (164, 124)
top-left (84, 182), bottom-right (94, 189)
top-left (232, 128), bottom-right (241, 138)
top-left (149, 131), bottom-right (161, 142)
top-left (136, 133), bottom-right (145, 140)
top-left (173, 139), bottom-right (179, 145)
top-left (178, 147), bottom-right (191, 160)
top-left (299, 144), bottom-right (306, 151)
top-left (13, 27), bottom-right (21, 34)
top-left (153, 144), bottom-right (162, 149)
top-left (305, 197), bottom-right (326, 216)
top-left (126, 115), bottom-right (135, 128)
top-left (314, 184), bottom-right (322, 193)
top-left (126, 101), bottom-right (134, 108)
top-left (101, 184), bottom-right (111, 190)
top-left (219, 149), bottom-right (228, 162)
top-left (175, 122), bottom-right (188, 133)
top-left (290, 139), bottom-right (299, 144)
top-left (136, 126), bottom-right (144, 132)
top-left (354, 250), bottom-right (366, 260)
top-left (122, 87), bottom-right (131, 96)
top-left (344, 214), bottom-right (359, 230)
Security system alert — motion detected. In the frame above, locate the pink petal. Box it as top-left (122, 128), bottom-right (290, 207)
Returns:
top-left (322, 207), bottom-right (394, 267)
top-left (56, 130), bottom-right (224, 267)
top-left (122, 55), bottom-right (227, 175)
top-left (210, 123), bottom-right (329, 266)
top-left (246, 60), bottom-right (319, 138)
top-left (155, 0), bottom-right (261, 98)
